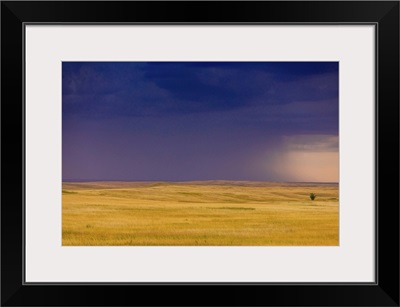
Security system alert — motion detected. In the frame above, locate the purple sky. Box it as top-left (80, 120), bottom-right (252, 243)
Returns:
top-left (62, 62), bottom-right (338, 182)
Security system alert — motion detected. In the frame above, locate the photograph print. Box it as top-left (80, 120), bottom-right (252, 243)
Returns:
top-left (62, 62), bottom-right (339, 246)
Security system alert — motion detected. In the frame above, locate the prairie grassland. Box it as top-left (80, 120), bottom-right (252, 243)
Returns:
top-left (62, 181), bottom-right (338, 246)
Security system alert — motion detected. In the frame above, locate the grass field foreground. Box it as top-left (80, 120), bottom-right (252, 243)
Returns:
top-left (62, 181), bottom-right (339, 246)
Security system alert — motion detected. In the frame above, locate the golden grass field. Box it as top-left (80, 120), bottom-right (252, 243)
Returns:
top-left (62, 181), bottom-right (339, 246)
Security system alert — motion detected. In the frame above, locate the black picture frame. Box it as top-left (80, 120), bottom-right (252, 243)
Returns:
top-left (1, 1), bottom-right (399, 306)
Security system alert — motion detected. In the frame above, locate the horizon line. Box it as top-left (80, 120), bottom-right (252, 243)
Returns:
top-left (62, 179), bottom-right (339, 184)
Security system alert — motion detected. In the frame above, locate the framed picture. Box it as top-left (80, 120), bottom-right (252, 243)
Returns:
top-left (1, 1), bottom-right (399, 306)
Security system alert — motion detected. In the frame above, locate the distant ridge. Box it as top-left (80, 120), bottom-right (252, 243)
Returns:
top-left (62, 180), bottom-right (338, 190)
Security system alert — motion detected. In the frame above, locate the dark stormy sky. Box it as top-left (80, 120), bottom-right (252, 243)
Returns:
top-left (62, 62), bottom-right (338, 182)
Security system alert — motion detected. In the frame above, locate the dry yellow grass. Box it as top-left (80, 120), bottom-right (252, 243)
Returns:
top-left (62, 181), bottom-right (338, 246)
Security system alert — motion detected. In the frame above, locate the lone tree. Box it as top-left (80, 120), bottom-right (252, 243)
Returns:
top-left (309, 193), bottom-right (316, 201)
